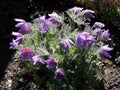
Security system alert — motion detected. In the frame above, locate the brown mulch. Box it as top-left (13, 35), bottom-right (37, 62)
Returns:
top-left (0, 57), bottom-right (120, 90)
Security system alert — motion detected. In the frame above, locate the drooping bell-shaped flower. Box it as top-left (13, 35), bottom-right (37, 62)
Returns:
top-left (100, 45), bottom-right (113, 58)
top-left (39, 17), bottom-right (53, 33)
top-left (82, 9), bottom-right (94, 21)
top-left (40, 21), bottom-right (49, 33)
top-left (61, 38), bottom-right (74, 53)
top-left (32, 55), bottom-right (45, 65)
top-left (77, 32), bottom-right (95, 48)
top-left (93, 22), bottom-right (105, 28)
top-left (19, 48), bottom-right (35, 61)
top-left (54, 68), bottom-right (65, 81)
top-left (101, 29), bottom-right (111, 42)
top-left (14, 18), bottom-right (32, 34)
top-left (45, 57), bottom-right (58, 69)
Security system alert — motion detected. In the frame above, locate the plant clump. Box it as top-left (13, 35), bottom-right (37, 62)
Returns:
top-left (10, 6), bottom-right (113, 90)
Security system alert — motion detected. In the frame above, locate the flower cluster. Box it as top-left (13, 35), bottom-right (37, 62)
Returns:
top-left (10, 6), bottom-right (113, 89)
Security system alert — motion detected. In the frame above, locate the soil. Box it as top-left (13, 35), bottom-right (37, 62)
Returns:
top-left (0, 56), bottom-right (119, 90)
top-left (99, 58), bottom-right (120, 90)
top-left (0, 58), bottom-right (24, 90)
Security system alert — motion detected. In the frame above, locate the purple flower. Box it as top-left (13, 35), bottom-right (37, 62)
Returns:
top-left (61, 38), bottom-right (74, 53)
top-left (14, 18), bottom-right (32, 34)
top-left (45, 57), bottom-right (58, 69)
top-left (9, 39), bottom-right (18, 49)
top-left (48, 12), bottom-right (63, 23)
top-left (101, 29), bottom-right (111, 41)
top-left (48, 17), bottom-right (60, 26)
top-left (33, 55), bottom-right (45, 65)
top-left (40, 18), bottom-right (52, 33)
top-left (19, 48), bottom-right (35, 61)
top-left (40, 17), bottom-right (60, 33)
top-left (48, 12), bottom-right (61, 19)
top-left (93, 22), bottom-right (105, 28)
top-left (54, 68), bottom-right (65, 81)
top-left (36, 14), bottom-right (46, 22)
top-left (12, 32), bottom-right (22, 37)
top-left (12, 32), bottom-right (23, 44)
top-left (100, 45), bottom-right (113, 58)
top-left (91, 28), bottom-right (103, 37)
top-left (14, 19), bottom-right (26, 27)
top-left (77, 32), bottom-right (95, 48)
top-left (82, 9), bottom-right (94, 21)
top-left (9, 32), bottom-right (23, 49)
top-left (69, 6), bottom-right (83, 12)
top-left (40, 22), bottom-right (49, 33)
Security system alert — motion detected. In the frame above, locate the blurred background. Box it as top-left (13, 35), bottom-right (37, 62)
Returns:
top-left (0, 0), bottom-right (120, 81)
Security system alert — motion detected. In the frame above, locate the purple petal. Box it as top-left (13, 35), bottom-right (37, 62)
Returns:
top-left (69, 6), bottom-right (83, 12)
top-left (15, 23), bottom-right (24, 27)
top-left (102, 51), bottom-right (111, 58)
top-left (33, 55), bottom-right (45, 65)
top-left (14, 18), bottom-right (25, 23)
top-left (94, 22), bottom-right (105, 28)
top-left (102, 45), bottom-right (113, 51)
top-left (12, 32), bottom-right (22, 37)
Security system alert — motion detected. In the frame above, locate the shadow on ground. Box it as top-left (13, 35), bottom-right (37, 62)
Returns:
top-left (0, 0), bottom-right (30, 82)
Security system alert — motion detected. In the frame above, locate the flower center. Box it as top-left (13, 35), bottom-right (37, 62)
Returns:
top-left (51, 59), bottom-right (56, 63)
top-left (57, 72), bottom-right (64, 77)
top-left (24, 49), bottom-right (30, 54)
top-left (25, 29), bottom-right (30, 33)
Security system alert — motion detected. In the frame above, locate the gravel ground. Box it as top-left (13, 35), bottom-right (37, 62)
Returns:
top-left (0, 58), bottom-right (24, 90)
top-left (102, 58), bottom-right (120, 90)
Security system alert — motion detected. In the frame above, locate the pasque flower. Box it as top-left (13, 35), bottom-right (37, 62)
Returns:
top-left (12, 32), bottom-right (23, 44)
top-left (82, 9), bottom-right (94, 21)
top-left (40, 17), bottom-right (61, 33)
top-left (40, 17), bottom-right (53, 33)
top-left (54, 68), bottom-right (65, 81)
top-left (77, 32), bottom-right (95, 48)
top-left (11, 7), bottom-right (113, 87)
top-left (93, 22), bottom-right (105, 28)
top-left (9, 39), bottom-right (19, 49)
top-left (69, 6), bottom-right (83, 12)
top-left (61, 38), bottom-right (74, 53)
top-left (45, 57), bottom-right (58, 69)
top-left (101, 29), bottom-right (111, 41)
top-left (33, 55), bottom-right (45, 65)
top-left (36, 13), bottom-right (61, 33)
top-left (9, 37), bottom-right (22, 49)
top-left (9, 32), bottom-right (23, 49)
top-left (48, 12), bottom-right (64, 23)
top-left (100, 45), bottom-right (113, 58)
top-left (19, 48), bottom-right (35, 61)
top-left (36, 14), bottom-right (46, 22)
top-left (14, 18), bottom-right (32, 34)
top-left (48, 12), bottom-right (62, 19)
top-left (40, 21), bottom-right (49, 33)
